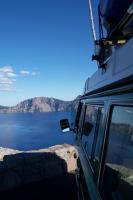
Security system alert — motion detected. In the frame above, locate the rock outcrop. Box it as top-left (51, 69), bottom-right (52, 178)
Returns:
top-left (0, 144), bottom-right (77, 191)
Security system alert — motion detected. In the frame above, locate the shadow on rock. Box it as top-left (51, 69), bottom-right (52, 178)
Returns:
top-left (0, 150), bottom-right (77, 200)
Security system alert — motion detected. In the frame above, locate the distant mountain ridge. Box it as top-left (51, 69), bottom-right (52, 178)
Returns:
top-left (0, 96), bottom-right (80, 113)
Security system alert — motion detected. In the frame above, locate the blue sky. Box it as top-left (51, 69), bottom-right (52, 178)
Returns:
top-left (0, 0), bottom-right (98, 106)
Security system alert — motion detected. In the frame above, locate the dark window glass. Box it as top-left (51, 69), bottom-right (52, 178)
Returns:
top-left (93, 108), bottom-right (104, 173)
top-left (78, 105), bottom-right (85, 133)
top-left (82, 105), bottom-right (98, 157)
top-left (75, 103), bottom-right (82, 122)
top-left (102, 106), bottom-right (133, 200)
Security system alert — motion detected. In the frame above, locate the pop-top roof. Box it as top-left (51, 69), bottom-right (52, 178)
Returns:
top-left (83, 37), bottom-right (133, 95)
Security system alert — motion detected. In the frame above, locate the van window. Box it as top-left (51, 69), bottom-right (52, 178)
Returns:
top-left (102, 106), bottom-right (133, 200)
top-left (81, 105), bottom-right (98, 158)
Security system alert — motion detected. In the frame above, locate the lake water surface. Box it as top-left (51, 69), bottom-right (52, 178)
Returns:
top-left (0, 112), bottom-right (74, 150)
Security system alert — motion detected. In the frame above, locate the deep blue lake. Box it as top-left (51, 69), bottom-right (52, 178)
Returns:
top-left (0, 112), bottom-right (74, 151)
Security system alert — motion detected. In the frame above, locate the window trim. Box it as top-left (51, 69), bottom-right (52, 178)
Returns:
top-left (99, 102), bottom-right (133, 192)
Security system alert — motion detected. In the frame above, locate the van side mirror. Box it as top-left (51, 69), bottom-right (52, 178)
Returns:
top-left (60, 118), bottom-right (70, 133)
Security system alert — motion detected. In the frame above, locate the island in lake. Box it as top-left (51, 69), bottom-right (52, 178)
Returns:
top-left (0, 96), bottom-right (80, 113)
